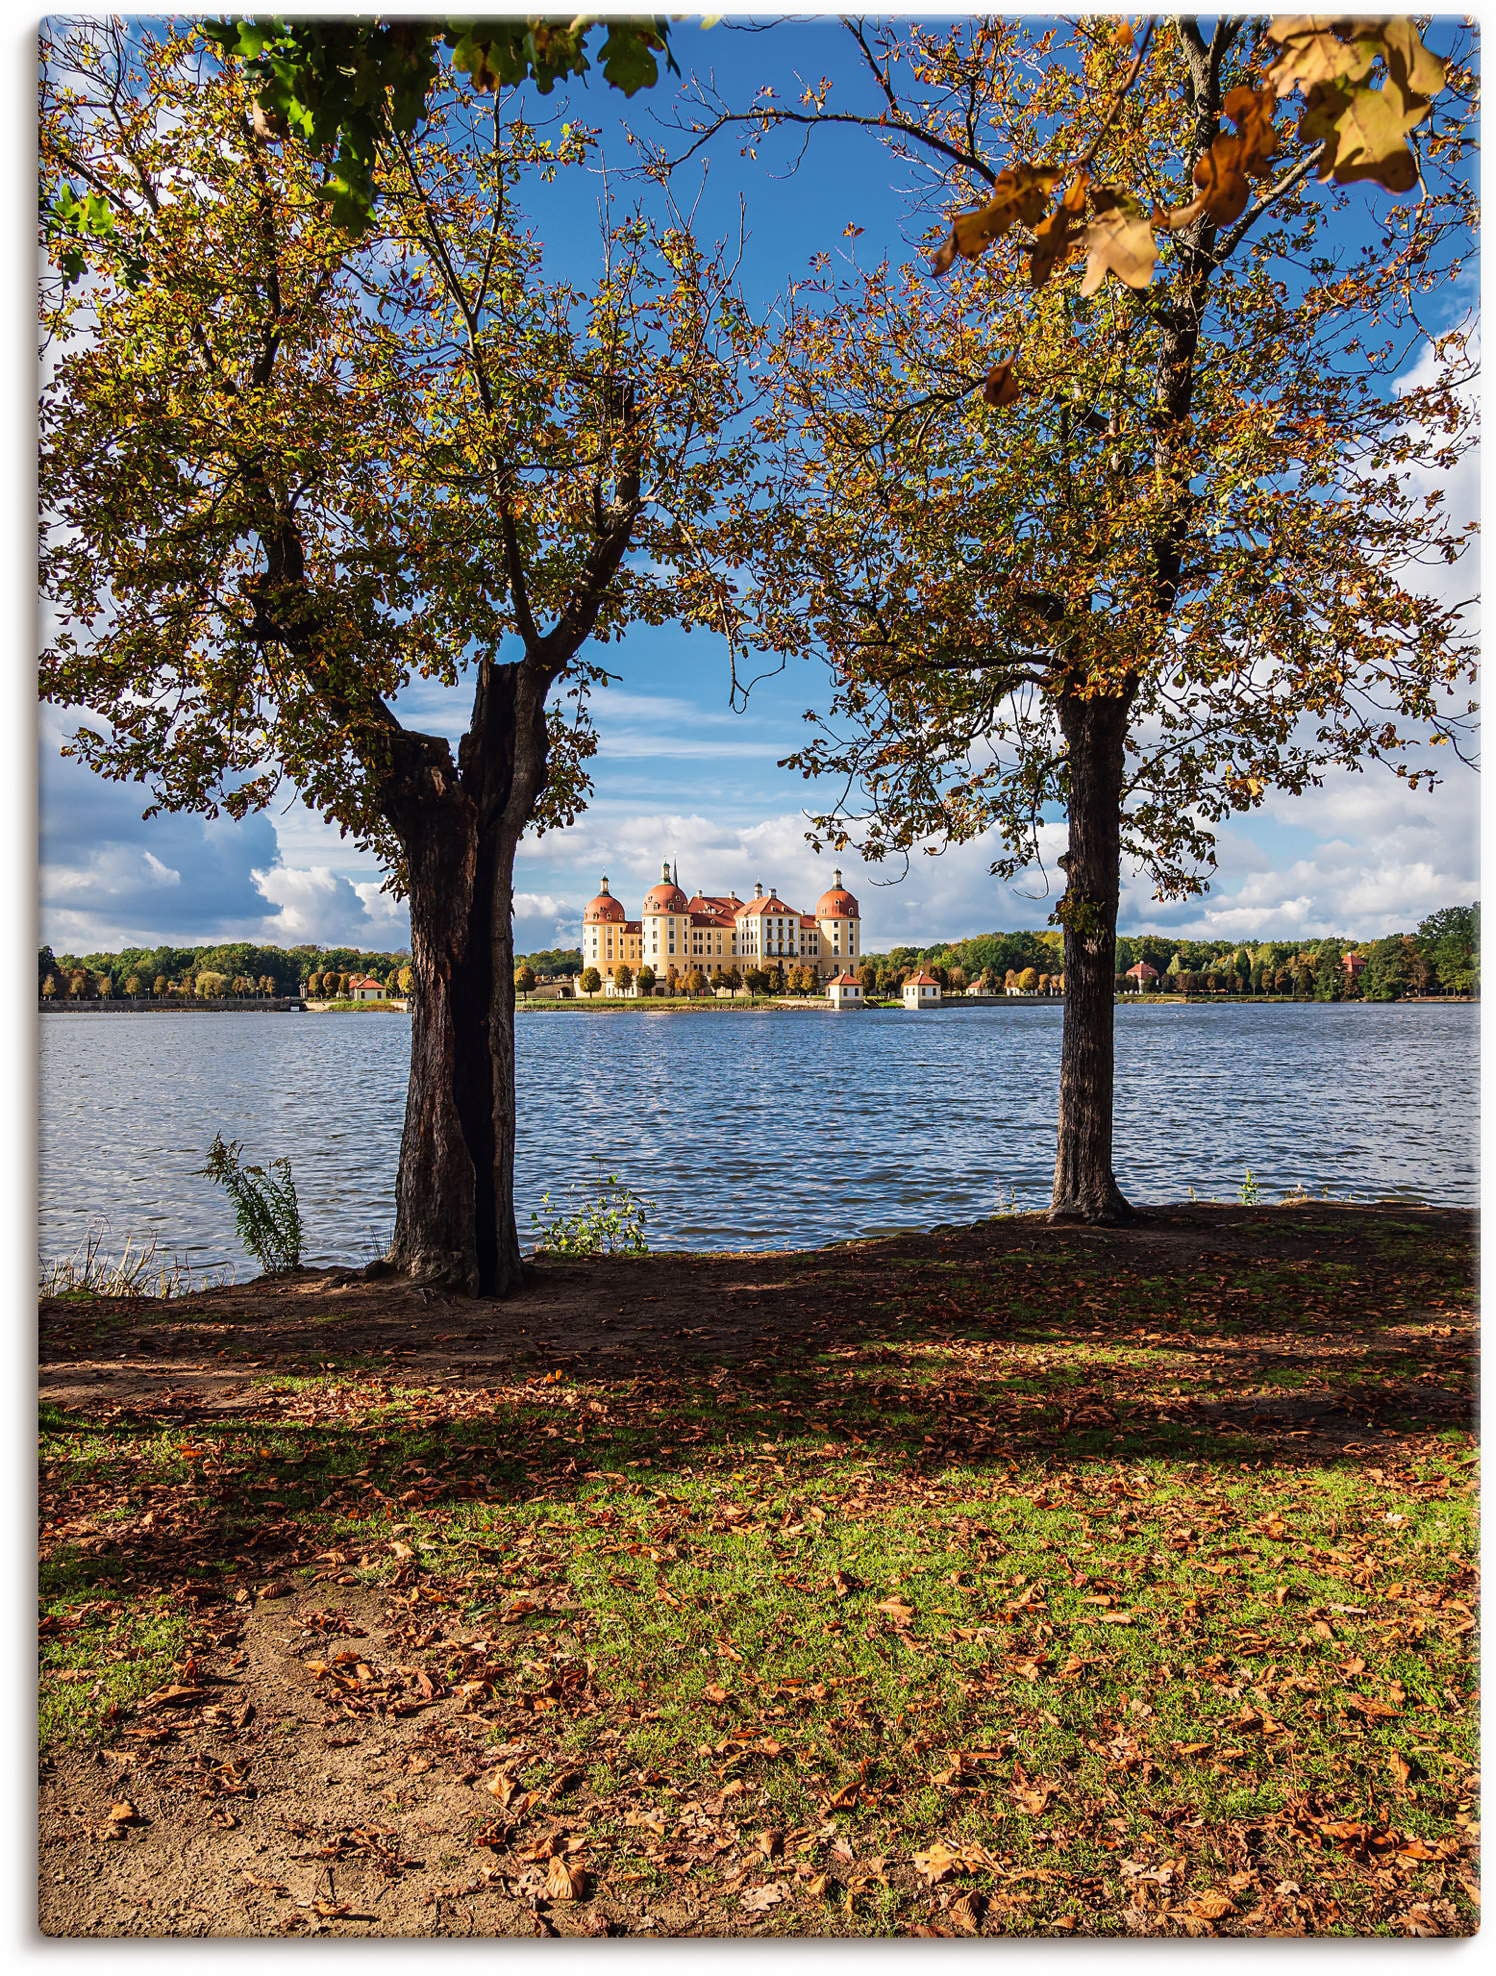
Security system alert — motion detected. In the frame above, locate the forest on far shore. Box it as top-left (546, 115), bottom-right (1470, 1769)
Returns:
top-left (39, 904), bottom-right (1477, 1004)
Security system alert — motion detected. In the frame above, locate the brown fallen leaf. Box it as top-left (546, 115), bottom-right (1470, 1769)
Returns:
top-left (239, 1871), bottom-right (288, 1897)
top-left (741, 1881), bottom-right (790, 1913)
top-left (1388, 1750), bottom-right (1414, 1788)
top-left (545, 1855), bottom-right (588, 1902)
top-left (949, 1891), bottom-right (987, 1933)
top-left (913, 1839), bottom-right (994, 1886)
top-left (1187, 1889), bottom-right (1236, 1920)
top-left (874, 1596), bottom-right (916, 1624)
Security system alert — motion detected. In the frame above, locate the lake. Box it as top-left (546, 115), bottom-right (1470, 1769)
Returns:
top-left (38, 1001), bottom-right (1477, 1278)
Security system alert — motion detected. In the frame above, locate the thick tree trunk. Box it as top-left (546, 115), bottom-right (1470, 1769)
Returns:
top-left (380, 664), bottom-right (543, 1297)
top-left (1050, 689), bottom-right (1136, 1224)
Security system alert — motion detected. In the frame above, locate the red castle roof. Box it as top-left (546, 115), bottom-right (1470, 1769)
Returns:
top-left (816, 868), bottom-right (860, 919)
top-left (584, 875), bottom-right (626, 923)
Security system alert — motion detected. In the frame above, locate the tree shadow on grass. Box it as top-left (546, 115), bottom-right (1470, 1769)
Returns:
top-left (39, 1203), bottom-right (1474, 1619)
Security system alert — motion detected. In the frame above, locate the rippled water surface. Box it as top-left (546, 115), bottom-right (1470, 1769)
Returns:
top-left (39, 1001), bottom-right (1476, 1276)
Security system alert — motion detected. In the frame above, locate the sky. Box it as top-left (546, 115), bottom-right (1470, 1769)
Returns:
top-left (37, 13), bottom-right (1480, 960)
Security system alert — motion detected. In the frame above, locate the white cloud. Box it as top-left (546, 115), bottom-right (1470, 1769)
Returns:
top-left (518, 748), bottom-right (1476, 951)
top-left (249, 864), bottom-right (410, 948)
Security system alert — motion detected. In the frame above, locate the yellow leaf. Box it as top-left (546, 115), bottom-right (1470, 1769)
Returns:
top-left (1030, 171), bottom-right (1090, 287)
top-left (1380, 17), bottom-right (1446, 101)
top-left (930, 165), bottom-right (1060, 275)
top-left (1080, 199), bottom-right (1157, 295)
top-left (1299, 76), bottom-right (1431, 191)
top-left (1163, 87), bottom-right (1278, 230)
top-left (1266, 16), bottom-right (1381, 97)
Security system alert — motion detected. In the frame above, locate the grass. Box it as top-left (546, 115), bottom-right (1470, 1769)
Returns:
top-left (37, 1208), bottom-right (1477, 1936)
top-left (40, 1226), bottom-right (223, 1299)
top-left (40, 1546), bottom-right (191, 1749)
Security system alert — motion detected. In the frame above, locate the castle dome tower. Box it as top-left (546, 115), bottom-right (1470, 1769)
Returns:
top-left (583, 875), bottom-right (626, 924)
top-left (642, 858), bottom-right (688, 915)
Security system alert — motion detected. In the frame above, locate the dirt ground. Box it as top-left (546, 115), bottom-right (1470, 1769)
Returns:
top-left (38, 1204), bottom-right (1477, 1938)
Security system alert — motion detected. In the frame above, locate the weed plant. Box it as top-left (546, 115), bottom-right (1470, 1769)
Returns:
top-left (532, 1176), bottom-right (651, 1257)
top-left (199, 1133), bottom-right (304, 1274)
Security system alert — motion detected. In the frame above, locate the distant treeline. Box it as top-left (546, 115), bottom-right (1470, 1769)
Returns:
top-left (39, 904), bottom-right (1479, 1004)
top-left (38, 940), bottom-right (411, 1001)
top-left (862, 903), bottom-right (1478, 1000)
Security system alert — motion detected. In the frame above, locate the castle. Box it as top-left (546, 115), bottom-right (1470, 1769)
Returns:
top-left (582, 862), bottom-right (862, 986)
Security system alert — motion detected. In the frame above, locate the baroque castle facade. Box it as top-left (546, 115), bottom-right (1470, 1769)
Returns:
top-left (582, 862), bottom-right (862, 985)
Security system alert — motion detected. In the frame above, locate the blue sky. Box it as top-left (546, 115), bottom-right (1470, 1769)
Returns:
top-left (39, 14), bottom-right (1479, 958)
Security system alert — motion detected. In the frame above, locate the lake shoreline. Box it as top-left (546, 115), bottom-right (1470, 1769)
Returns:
top-left (40, 993), bottom-right (1475, 1016)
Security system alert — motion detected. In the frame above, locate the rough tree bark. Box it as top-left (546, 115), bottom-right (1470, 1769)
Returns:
top-left (382, 660), bottom-right (553, 1296)
top-left (1050, 686), bottom-right (1136, 1222)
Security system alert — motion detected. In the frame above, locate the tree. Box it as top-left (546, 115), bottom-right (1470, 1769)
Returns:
top-left (123, 974), bottom-right (141, 997)
top-left (636, 964), bottom-right (656, 999)
top-left (39, 945), bottom-right (58, 988)
top-left (42, 24), bottom-right (754, 1294)
top-left (614, 963), bottom-right (634, 994)
top-left (717, 14), bottom-right (1474, 1222)
top-left (685, 968), bottom-right (708, 998)
top-left (197, 970), bottom-right (229, 998)
top-left (1312, 946), bottom-right (1345, 1002)
top-left (579, 968), bottom-right (602, 999)
top-left (1018, 967), bottom-right (1040, 994)
top-left (1415, 903), bottom-right (1479, 995)
top-left (1362, 935), bottom-right (1410, 1002)
top-left (514, 964), bottom-right (537, 996)
top-left (745, 968), bottom-right (770, 996)
top-left (153, 974), bottom-right (169, 997)
top-left (725, 966), bottom-right (743, 992)
top-left (196, 15), bottom-right (676, 233)
top-left (41, 974), bottom-right (59, 1000)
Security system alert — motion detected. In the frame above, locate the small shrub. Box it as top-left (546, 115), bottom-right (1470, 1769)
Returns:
top-left (199, 1133), bottom-right (304, 1274)
top-left (1239, 1168), bottom-right (1261, 1206)
top-left (531, 1176), bottom-right (650, 1257)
